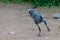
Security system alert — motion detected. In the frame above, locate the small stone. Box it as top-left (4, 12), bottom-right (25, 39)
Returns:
top-left (10, 32), bottom-right (15, 34)
top-left (52, 13), bottom-right (60, 19)
top-left (45, 36), bottom-right (49, 39)
top-left (8, 32), bottom-right (15, 35)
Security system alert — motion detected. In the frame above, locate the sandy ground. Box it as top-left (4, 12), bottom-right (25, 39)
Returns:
top-left (0, 3), bottom-right (60, 40)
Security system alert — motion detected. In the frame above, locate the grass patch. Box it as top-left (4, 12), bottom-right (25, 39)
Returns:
top-left (0, 0), bottom-right (60, 7)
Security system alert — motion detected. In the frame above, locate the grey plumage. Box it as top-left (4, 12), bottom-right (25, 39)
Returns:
top-left (28, 8), bottom-right (50, 36)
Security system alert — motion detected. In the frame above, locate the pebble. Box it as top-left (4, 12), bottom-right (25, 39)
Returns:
top-left (8, 32), bottom-right (15, 35)
top-left (45, 36), bottom-right (49, 39)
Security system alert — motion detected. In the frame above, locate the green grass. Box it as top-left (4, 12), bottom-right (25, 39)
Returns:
top-left (0, 0), bottom-right (60, 7)
top-left (0, 0), bottom-right (10, 3)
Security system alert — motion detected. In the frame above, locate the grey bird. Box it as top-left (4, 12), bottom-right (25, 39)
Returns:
top-left (28, 7), bottom-right (50, 36)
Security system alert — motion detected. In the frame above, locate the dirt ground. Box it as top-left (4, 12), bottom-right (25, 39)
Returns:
top-left (0, 3), bottom-right (60, 40)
